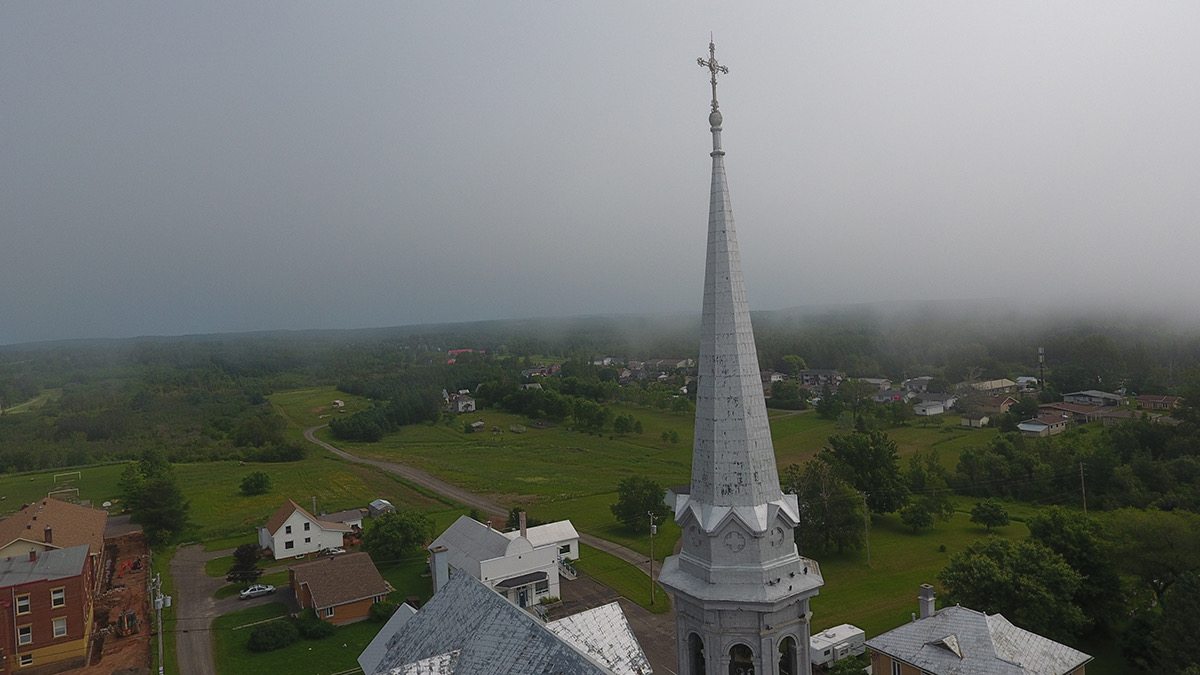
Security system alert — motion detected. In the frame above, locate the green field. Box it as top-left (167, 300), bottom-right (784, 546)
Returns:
top-left (0, 463), bottom-right (127, 517)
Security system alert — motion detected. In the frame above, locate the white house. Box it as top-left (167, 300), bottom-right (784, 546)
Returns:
top-left (258, 499), bottom-right (351, 559)
top-left (913, 401), bottom-right (945, 416)
top-left (1063, 390), bottom-right (1124, 407)
top-left (453, 396), bottom-right (476, 413)
top-left (428, 515), bottom-right (576, 608)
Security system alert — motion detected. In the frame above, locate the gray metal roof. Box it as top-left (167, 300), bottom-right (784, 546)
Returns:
top-left (0, 544), bottom-right (89, 586)
top-left (358, 603), bottom-right (418, 675)
top-left (501, 520), bottom-right (579, 549)
top-left (371, 572), bottom-right (632, 675)
top-left (428, 516), bottom-right (512, 577)
top-left (864, 606), bottom-right (1091, 675)
top-left (546, 602), bottom-right (652, 675)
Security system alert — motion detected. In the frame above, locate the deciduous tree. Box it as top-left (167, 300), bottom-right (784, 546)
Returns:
top-left (782, 461), bottom-right (864, 555)
top-left (820, 430), bottom-right (909, 514)
top-left (610, 477), bottom-right (669, 532)
top-left (363, 509), bottom-right (435, 562)
top-left (969, 499), bottom-right (1010, 532)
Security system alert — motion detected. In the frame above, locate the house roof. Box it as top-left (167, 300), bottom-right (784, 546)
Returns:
top-left (429, 516), bottom-right (513, 574)
top-left (0, 545), bottom-right (90, 587)
top-left (0, 498), bottom-right (107, 556)
top-left (371, 572), bottom-right (641, 675)
top-left (1038, 402), bottom-right (1099, 415)
top-left (1136, 394), bottom-right (1180, 405)
top-left (290, 551), bottom-right (390, 609)
top-left (501, 520), bottom-right (579, 550)
top-left (358, 602), bottom-right (418, 675)
top-left (265, 499), bottom-right (350, 535)
top-left (1064, 390), bottom-right (1121, 400)
top-left (319, 509), bottom-right (366, 526)
top-left (865, 605), bottom-right (1090, 675)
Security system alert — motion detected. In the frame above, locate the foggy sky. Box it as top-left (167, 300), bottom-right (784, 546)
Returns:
top-left (4, 2), bottom-right (1200, 346)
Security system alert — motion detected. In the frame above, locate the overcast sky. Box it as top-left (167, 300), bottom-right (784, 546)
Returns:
top-left (4, 3), bottom-right (1200, 345)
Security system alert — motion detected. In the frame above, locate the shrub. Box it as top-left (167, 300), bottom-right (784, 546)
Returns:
top-left (240, 471), bottom-right (271, 496)
top-left (247, 620), bottom-right (298, 652)
top-left (294, 609), bottom-right (335, 639)
top-left (369, 601), bottom-right (398, 623)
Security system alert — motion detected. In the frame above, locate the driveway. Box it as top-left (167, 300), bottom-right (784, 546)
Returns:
top-left (172, 546), bottom-right (290, 675)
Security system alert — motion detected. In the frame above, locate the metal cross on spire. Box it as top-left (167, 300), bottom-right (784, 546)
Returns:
top-left (697, 36), bottom-right (729, 113)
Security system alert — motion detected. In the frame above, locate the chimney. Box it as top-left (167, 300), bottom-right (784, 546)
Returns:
top-left (430, 545), bottom-right (450, 592)
top-left (919, 584), bottom-right (936, 619)
top-left (519, 511), bottom-right (527, 539)
top-left (28, 550), bottom-right (37, 563)
top-left (44, 526), bottom-right (52, 544)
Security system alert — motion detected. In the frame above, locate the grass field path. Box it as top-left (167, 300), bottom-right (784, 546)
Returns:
top-left (300, 425), bottom-right (655, 573)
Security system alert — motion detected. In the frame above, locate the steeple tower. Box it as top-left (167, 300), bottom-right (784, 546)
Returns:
top-left (658, 40), bottom-right (823, 675)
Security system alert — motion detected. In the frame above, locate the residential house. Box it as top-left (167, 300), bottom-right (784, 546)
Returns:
top-left (913, 401), bottom-right (945, 416)
top-left (1101, 409), bottom-right (1163, 427)
top-left (1136, 394), bottom-right (1181, 410)
top-left (318, 508), bottom-right (365, 534)
top-left (1016, 376), bottom-right (1040, 390)
top-left (798, 369), bottom-right (846, 388)
top-left (1038, 402), bottom-right (1107, 425)
top-left (1018, 414), bottom-right (1070, 438)
top-left (258, 499), bottom-right (352, 559)
top-left (1062, 390), bottom-right (1123, 407)
top-left (365, 571), bottom-right (650, 675)
top-left (874, 389), bottom-right (914, 404)
top-left (290, 552), bottom-right (391, 625)
top-left (860, 378), bottom-right (892, 391)
top-left (960, 413), bottom-right (989, 428)
top-left (760, 371), bottom-right (787, 386)
top-left (0, 546), bottom-right (95, 672)
top-left (452, 396), bottom-right (476, 414)
top-left (645, 358), bottom-right (692, 373)
top-left (521, 383), bottom-right (544, 391)
top-left (915, 392), bottom-right (958, 411)
top-left (979, 395), bottom-right (1018, 415)
top-left (866, 585), bottom-right (1090, 675)
top-left (428, 515), bottom-right (570, 608)
top-left (502, 519), bottom-right (580, 563)
top-left (902, 376), bottom-right (934, 393)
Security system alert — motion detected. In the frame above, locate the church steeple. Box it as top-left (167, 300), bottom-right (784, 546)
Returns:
top-left (658, 41), bottom-right (823, 675)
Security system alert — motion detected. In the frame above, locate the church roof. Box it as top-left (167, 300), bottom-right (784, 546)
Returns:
top-left (370, 572), bottom-right (645, 675)
top-left (545, 602), bottom-right (652, 675)
top-left (865, 606), bottom-right (1091, 675)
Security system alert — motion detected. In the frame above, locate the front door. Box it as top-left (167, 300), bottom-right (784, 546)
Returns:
top-left (518, 588), bottom-right (527, 607)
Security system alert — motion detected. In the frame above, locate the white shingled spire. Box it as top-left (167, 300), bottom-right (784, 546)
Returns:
top-left (659, 40), bottom-right (823, 675)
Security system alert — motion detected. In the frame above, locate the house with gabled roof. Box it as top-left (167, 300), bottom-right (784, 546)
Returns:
top-left (1135, 394), bottom-right (1181, 410)
top-left (867, 585), bottom-right (1090, 675)
top-left (428, 514), bottom-right (572, 608)
top-left (258, 499), bottom-right (351, 559)
top-left (366, 571), bottom-right (651, 675)
top-left (290, 551), bottom-right (391, 625)
top-left (1018, 414), bottom-right (1070, 438)
top-left (1062, 390), bottom-right (1123, 407)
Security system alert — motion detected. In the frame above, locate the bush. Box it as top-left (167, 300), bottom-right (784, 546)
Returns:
top-left (240, 471), bottom-right (271, 496)
top-left (294, 609), bottom-right (336, 639)
top-left (369, 601), bottom-right (398, 623)
top-left (247, 620), bottom-right (298, 652)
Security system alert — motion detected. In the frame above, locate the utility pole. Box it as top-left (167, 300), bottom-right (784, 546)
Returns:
top-left (1038, 347), bottom-right (1045, 392)
top-left (1079, 462), bottom-right (1087, 515)
top-left (861, 492), bottom-right (871, 568)
top-left (647, 511), bottom-right (659, 605)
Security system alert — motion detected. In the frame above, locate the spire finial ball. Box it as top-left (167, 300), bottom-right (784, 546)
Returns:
top-left (709, 110), bottom-right (722, 127)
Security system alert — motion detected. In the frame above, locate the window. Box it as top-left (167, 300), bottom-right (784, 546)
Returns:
top-left (16, 594), bottom-right (30, 615)
top-left (535, 580), bottom-right (549, 594)
top-left (559, 544), bottom-right (570, 555)
top-left (324, 607), bottom-right (334, 618)
top-left (284, 541), bottom-right (294, 550)
top-left (892, 662), bottom-right (902, 675)
top-left (285, 525), bottom-right (292, 534)
top-left (53, 618), bottom-right (66, 638)
top-left (18, 625), bottom-right (31, 645)
top-left (303, 522), bottom-right (310, 531)
top-left (304, 537), bottom-right (311, 544)
top-left (51, 588), bottom-right (65, 608)
top-left (19, 654), bottom-right (32, 667)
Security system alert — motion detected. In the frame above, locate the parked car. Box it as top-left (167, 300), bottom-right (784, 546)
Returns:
top-left (239, 584), bottom-right (275, 600)
top-left (320, 547), bottom-right (346, 555)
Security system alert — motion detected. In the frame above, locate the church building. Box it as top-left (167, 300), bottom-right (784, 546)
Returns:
top-left (657, 41), bottom-right (825, 675)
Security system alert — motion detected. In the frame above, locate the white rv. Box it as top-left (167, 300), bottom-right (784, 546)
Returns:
top-left (810, 623), bottom-right (866, 669)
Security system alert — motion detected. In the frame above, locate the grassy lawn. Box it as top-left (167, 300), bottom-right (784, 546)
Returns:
top-left (575, 543), bottom-right (670, 614)
top-left (0, 463), bottom-right (127, 517)
top-left (211, 602), bottom-right (383, 675)
top-left (177, 454), bottom-right (451, 541)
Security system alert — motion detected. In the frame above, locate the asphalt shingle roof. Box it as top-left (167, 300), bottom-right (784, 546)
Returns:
top-left (865, 606), bottom-right (1090, 675)
top-left (290, 552), bottom-right (390, 609)
top-left (0, 498), bottom-right (107, 556)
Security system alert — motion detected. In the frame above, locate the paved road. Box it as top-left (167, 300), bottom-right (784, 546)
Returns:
top-left (173, 545), bottom-right (285, 675)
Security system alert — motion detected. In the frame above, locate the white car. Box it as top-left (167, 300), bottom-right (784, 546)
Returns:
top-left (320, 547), bottom-right (346, 556)
top-left (239, 584), bottom-right (275, 600)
